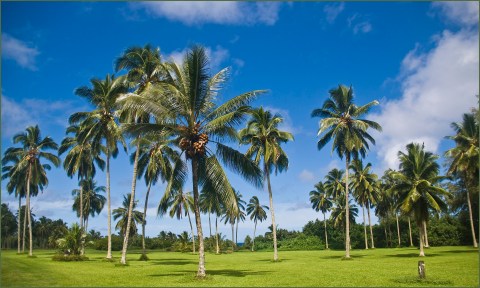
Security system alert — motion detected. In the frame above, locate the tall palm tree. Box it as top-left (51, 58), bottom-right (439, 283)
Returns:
top-left (70, 74), bottom-right (128, 260)
top-left (136, 134), bottom-right (177, 259)
top-left (246, 196), bottom-right (268, 252)
top-left (350, 159), bottom-right (378, 249)
top-left (59, 124), bottom-right (104, 255)
top-left (116, 44), bottom-right (166, 265)
top-left (158, 188), bottom-right (196, 253)
top-left (221, 204), bottom-right (237, 251)
top-left (121, 46), bottom-right (264, 277)
top-left (382, 169), bottom-right (402, 247)
top-left (390, 143), bottom-right (451, 256)
top-left (445, 113), bottom-right (479, 248)
top-left (330, 194), bottom-right (358, 248)
top-left (200, 184), bottom-right (223, 254)
top-left (311, 85), bottom-right (381, 258)
top-left (233, 190), bottom-right (246, 246)
top-left (2, 125), bottom-right (60, 256)
top-left (72, 179), bottom-right (106, 232)
top-left (309, 181), bottom-right (333, 249)
top-left (239, 107), bottom-right (294, 261)
top-left (324, 168), bottom-right (345, 200)
top-left (113, 194), bottom-right (143, 239)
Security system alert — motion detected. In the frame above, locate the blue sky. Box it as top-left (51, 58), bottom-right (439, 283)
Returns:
top-left (1, 1), bottom-right (478, 242)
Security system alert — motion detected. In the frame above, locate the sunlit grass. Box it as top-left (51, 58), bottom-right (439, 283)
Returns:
top-left (1, 246), bottom-right (478, 287)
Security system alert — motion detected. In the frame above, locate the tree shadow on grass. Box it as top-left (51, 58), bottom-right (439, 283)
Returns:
top-left (385, 253), bottom-right (441, 258)
top-left (148, 269), bottom-right (271, 278)
top-left (150, 259), bottom-right (197, 265)
top-left (256, 258), bottom-right (290, 262)
top-left (392, 276), bottom-right (453, 286)
top-left (439, 249), bottom-right (478, 254)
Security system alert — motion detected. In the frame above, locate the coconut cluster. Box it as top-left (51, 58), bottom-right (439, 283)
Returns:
top-left (179, 123), bottom-right (209, 159)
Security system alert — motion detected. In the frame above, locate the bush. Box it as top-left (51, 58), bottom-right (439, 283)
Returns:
top-left (52, 254), bottom-right (89, 261)
top-left (94, 235), bottom-right (123, 251)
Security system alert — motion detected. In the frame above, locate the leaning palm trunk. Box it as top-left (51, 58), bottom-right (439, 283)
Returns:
top-left (252, 221), bottom-right (257, 252)
top-left (120, 143), bottom-right (141, 265)
top-left (17, 197), bottom-right (21, 253)
top-left (22, 203), bottom-right (27, 252)
top-left (323, 212), bottom-right (329, 249)
top-left (191, 158), bottom-right (206, 277)
top-left (367, 202), bottom-right (375, 248)
top-left (362, 204), bottom-right (368, 249)
top-left (408, 217), bottom-right (413, 247)
top-left (265, 165), bottom-right (278, 261)
top-left (396, 213), bottom-right (401, 247)
top-left (187, 210), bottom-right (195, 253)
top-left (26, 165), bottom-right (33, 256)
top-left (215, 216), bottom-right (220, 254)
top-left (466, 188), bottom-right (478, 248)
top-left (106, 150), bottom-right (112, 260)
top-left (344, 157), bottom-right (351, 258)
top-left (418, 222), bottom-right (425, 257)
top-left (423, 221), bottom-right (429, 248)
top-left (141, 182), bottom-right (152, 258)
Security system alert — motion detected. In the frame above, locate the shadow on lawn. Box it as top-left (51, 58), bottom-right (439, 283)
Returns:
top-left (148, 269), bottom-right (271, 278)
top-left (150, 258), bottom-right (197, 266)
top-left (385, 253), bottom-right (441, 258)
top-left (439, 249), bottom-right (478, 254)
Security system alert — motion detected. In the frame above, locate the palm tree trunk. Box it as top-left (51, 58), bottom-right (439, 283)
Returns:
top-left (423, 220), bottom-right (429, 248)
top-left (17, 197), bottom-right (21, 253)
top-left (252, 222), bottom-right (257, 252)
top-left (85, 217), bottom-right (89, 235)
top-left (367, 202), bottom-right (375, 248)
top-left (106, 150), bottom-right (112, 260)
top-left (80, 183), bottom-right (85, 256)
top-left (265, 164), bottom-right (278, 261)
top-left (215, 216), bottom-right (220, 254)
top-left (362, 204), bottom-right (368, 249)
top-left (208, 213), bottom-right (212, 238)
top-left (408, 217), bottom-right (413, 247)
top-left (191, 158), bottom-right (206, 278)
top-left (236, 220), bottom-right (239, 248)
top-left (142, 182), bottom-right (152, 258)
top-left (120, 143), bottom-right (141, 265)
top-left (418, 222), bottom-right (425, 257)
top-left (231, 222), bottom-right (235, 251)
top-left (22, 204), bottom-right (27, 252)
top-left (396, 213), bottom-right (401, 247)
top-left (26, 165), bottom-right (33, 256)
top-left (384, 226), bottom-right (388, 248)
top-left (186, 209), bottom-right (195, 253)
top-left (323, 212), bottom-right (329, 249)
top-left (344, 156), bottom-right (351, 259)
top-left (466, 188), bottom-right (478, 248)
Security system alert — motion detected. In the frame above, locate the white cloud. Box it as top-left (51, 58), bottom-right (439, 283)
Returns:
top-left (299, 169), bottom-right (315, 182)
top-left (165, 45), bottom-right (230, 72)
top-left (1, 95), bottom-right (82, 139)
top-left (347, 14), bottom-right (372, 34)
top-left (132, 1), bottom-right (282, 26)
top-left (2, 33), bottom-right (40, 71)
top-left (324, 2), bottom-right (344, 24)
top-left (431, 1), bottom-right (479, 27)
top-left (371, 29), bottom-right (479, 170)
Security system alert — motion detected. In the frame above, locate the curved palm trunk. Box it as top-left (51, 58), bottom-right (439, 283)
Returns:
top-left (396, 213), bottom-right (401, 247)
top-left (265, 164), bottom-right (278, 261)
top-left (362, 204), bottom-right (368, 249)
top-left (367, 202), bottom-right (375, 248)
top-left (120, 143), bottom-right (140, 265)
top-left (344, 156), bottom-right (351, 258)
top-left (418, 222), bottom-right (425, 257)
top-left (142, 182), bottom-right (152, 257)
top-left (252, 221), bottom-right (257, 252)
top-left (26, 165), bottom-right (33, 256)
top-left (215, 216), bottom-right (220, 254)
top-left (191, 158), bottom-right (206, 277)
top-left (186, 209), bottom-right (195, 253)
top-left (408, 217), bottom-right (413, 247)
top-left (106, 150), bottom-right (112, 260)
top-left (22, 204), bottom-right (27, 252)
top-left (17, 197), bottom-right (21, 253)
top-left (323, 212), bottom-right (329, 249)
top-left (466, 188), bottom-right (478, 248)
top-left (423, 221), bottom-right (429, 248)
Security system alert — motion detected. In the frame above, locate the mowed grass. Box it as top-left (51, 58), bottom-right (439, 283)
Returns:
top-left (1, 246), bottom-right (478, 287)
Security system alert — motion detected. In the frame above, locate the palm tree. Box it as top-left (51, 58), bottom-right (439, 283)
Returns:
top-left (200, 184), bottom-right (223, 254)
top-left (324, 168), bottom-right (345, 200)
top-left (72, 179), bottom-right (106, 232)
top-left (2, 125), bottom-right (60, 256)
top-left (233, 190), bottom-right (246, 246)
top-left (350, 159), bottom-right (378, 249)
top-left (136, 134), bottom-right (177, 259)
top-left (382, 169), bottom-right (402, 247)
top-left (445, 113), bottom-right (479, 248)
top-left (158, 188), bottom-right (196, 253)
top-left (116, 44), bottom-right (166, 265)
top-left (121, 46), bottom-right (264, 277)
top-left (390, 143), bottom-right (451, 256)
top-left (239, 107), bottom-right (294, 261)
top-left (311, 85), bottom-right (381, 258)
top-left (330, 194), bottom-right (358, 248)
top-left (59, 124), bottom-right (104, 255)
top-left (70, 74), bottom-right (128, 260)
top-left (113, 194), bottom-right (144, 239)
top-left (221, 204), bottom-right (237, 251)
top-left (309, 181), bottom-right (332, 249)
top-left (246, 196), bottom-right (268, 252)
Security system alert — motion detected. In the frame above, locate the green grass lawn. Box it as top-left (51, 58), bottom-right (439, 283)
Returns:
top-left (1, 246), bottom-right (478, 287)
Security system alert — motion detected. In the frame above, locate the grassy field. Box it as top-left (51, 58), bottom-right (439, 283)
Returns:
top-left (1, 246), bottom-right (478, 287)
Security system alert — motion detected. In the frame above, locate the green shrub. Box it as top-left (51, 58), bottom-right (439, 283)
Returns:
top-left (52, 254), bottom-right (89, 261)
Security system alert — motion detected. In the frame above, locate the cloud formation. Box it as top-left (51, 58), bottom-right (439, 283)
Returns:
top-left (347, 14), bottom-right (372, 34)
top-left (2, 33), bottom-right (40, 70)
top-left (132, 2), bottom-right (282, 26)
top-left (371, 29), bottom-right (479, 170)
top-left (299, 169), bottom-right (315, 182)
top-left (165, 45), bottom-right (232, 73)
top-left (323, 2), bottom-right (344, 24)
top-left (431, 1), bottom-right (479, 27)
